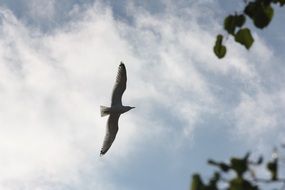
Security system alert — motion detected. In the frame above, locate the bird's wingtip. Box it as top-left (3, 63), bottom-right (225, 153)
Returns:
top-left (120, 61), bottom-right (125, 66)
top-left (100, 150), bottom-right (106, 157)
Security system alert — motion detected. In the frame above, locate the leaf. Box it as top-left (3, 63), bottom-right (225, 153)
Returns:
top-left (273, 0), bottom-right (285, 6)
top-left (234, 28), bottom-right (254, 49)
top-left (244, 152), bottom-right (251, 161)
top-left (235, 15), bottom-right (246, 27)
top-left (224, 15), bottom-right (246, 35)
top-left (244, 2), bottom-right (274, 29)
top-left (231, 157), bottom-right (248, 177)
top-left (244, 2), bottom-right (257, 18)
top-left (267, 159), bottom-right (278, 180)
top-left (191, 174), bottom-right (204, 190)
top-left (208, 159), bottom-right (230, 172)
top-left (254, 4), bottom-right (274, 28)
top-left (208, 172), bottom-right (220, 190)
top-left (214, 35), bottom-right (227, 58)
top-left (224, 15), bottom-right (236, 35)
top-left (215, 34), bottom-right (223, 44)
top-left (220, 163), bottom-right (231, 172)
top-left (280, 0), bottom-right (285, 6)
top-left (257, 156), bottom-right (263, 165)
top-left (263, 0), bottom-right (272, 6)
top-left (229, 178), bottom-right (257, 190)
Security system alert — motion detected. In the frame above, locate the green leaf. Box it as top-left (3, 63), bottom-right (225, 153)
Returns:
top-left (214, 35), bottom-right (227, 58)
top-left (191, 174), bottom-right (204, 190)
top-left (215, 34), bottom-right (223, 44)
top-left (224, 15), bottom-right (246, 35)
top-left (235, 15), bottom-right (246, 27)
top-left (208, 172), bottom-right (220, 190)
top-left (231, 157), bottom-right (248, 177)
top-left (229, 178), bottom-right (257, 190)
top-left (224, 15), bottom-right (236, 35)
top-left (208, 159), bottom-right (230, 172)
top-left (244, 2), bottom-right (257, 18)
top-left (234, 28), bottom-right (254, 49)
top-left (255, 4), bottom-right (274, 28)
top-left (244, 2), bottom-right (274, 29)
top-left (267, 159), bottom-right (278, 180)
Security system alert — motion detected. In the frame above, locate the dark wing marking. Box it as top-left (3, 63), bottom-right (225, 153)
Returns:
top-left (100, 114), bottom-right (120, 156)
top-left (111, 63), bottom-right (127, 106)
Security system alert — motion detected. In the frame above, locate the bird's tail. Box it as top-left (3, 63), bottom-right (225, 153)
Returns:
top-left (100, 106), bottom-right (110, 117)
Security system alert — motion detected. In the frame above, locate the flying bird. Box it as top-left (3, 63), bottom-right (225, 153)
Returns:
top-left (100, 62), bottom-right (135, 156)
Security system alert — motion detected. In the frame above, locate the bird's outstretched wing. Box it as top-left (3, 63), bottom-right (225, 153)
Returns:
top-left (100, 114), bottom-right (120, 156)
top-left (111, 63), bottom-right (127, 106)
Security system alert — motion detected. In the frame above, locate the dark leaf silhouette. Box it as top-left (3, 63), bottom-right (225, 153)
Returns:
top-left (214, 35), bottom-right (227, 59)
top-left (224, 15), bottom-right (246, 35)
top-left (234, 28), bottom-right (254, 49)
top-left (214, 0), bottom-right (282, 58)
top-left (267, 159), bottom-right (278, 180)
top-left (191, 148), bottom-right (284, 190)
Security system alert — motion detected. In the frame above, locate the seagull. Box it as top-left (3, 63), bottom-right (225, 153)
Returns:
top-left (100, 62), bottom-right (135, 156)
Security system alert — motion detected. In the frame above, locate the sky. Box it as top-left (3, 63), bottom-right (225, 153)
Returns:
top-left (0, 0), bottom-right (284, 189)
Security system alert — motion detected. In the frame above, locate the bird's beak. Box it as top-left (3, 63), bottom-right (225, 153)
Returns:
top-left (131, 107), bottom-right (135, 109)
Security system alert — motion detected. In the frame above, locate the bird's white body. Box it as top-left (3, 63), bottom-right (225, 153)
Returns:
top-left (99, 62), bottom-right (134, 156)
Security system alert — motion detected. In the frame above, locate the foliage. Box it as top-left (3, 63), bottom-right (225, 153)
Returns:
top-left (214, 0), bottom-right (285, 59)
top-left (214, 35), bottom-right (227, 58)
top-left (190, 148), bottom-right (285, 190)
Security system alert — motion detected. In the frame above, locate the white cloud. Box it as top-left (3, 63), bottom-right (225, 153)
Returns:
top-left (0, 5), bottom-right (133, 190)
top-left (234, 92), bottom-right (277, 139)
top-left (0, 1), bottom-right (284, 190)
